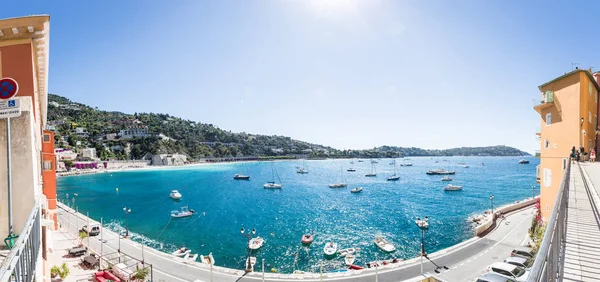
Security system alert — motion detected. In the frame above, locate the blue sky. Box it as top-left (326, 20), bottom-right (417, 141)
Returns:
top-left (2, 0), bottom-right (597, 152)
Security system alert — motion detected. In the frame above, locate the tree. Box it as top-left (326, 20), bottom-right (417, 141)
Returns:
top-left (63, 160), bottom-right (74, 171)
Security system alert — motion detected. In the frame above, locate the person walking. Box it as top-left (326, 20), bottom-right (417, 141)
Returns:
top-left (571, 146), bottom-right (577, 163)
top-left (590, 148), bottom-right (596, 163)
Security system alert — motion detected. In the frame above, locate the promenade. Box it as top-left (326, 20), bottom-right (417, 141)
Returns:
top-left (55, 202), bottom-right (533, 282)
top-left (563, 163), bottom-right (600, 281)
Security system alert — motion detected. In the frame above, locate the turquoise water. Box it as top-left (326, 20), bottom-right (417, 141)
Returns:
top-left (57, 157), bottom-right (538, 273)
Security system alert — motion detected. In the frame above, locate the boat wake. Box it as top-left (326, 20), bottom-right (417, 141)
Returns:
top-left (104, 220), bottom-right (178, 252)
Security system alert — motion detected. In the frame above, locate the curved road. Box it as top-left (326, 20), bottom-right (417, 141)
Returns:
top-left (57, 204), bottom-right (533, 282)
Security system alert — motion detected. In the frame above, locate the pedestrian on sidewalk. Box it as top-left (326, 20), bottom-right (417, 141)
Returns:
top-left (571, 146), bottom-right (577, 163)
top-left (590, 148), bottom-right (596, 163)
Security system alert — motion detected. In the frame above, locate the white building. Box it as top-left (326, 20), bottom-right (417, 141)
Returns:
top-left (151, 154), bottom-right (187, 166)
top-left (105, 133), bottom-right (117, 141)
top-left (74, 127), bottom-right (88, 137)
top-left (81, 147), bottom-right (97, 159)
top-left (119, 126), bottom-right (150, 139)
top-left (55, 149), bottom-right (78, 161)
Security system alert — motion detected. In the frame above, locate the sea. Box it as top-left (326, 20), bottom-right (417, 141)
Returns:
top-left (57, 156), bottom-right (539, 273)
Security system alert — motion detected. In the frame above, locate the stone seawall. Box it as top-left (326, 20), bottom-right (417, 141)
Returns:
top-left (475, 196), bottom-right (538, 236)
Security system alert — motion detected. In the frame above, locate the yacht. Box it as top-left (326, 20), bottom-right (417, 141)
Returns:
top-left (171, 206), bottom-right (195, 218)
top-left (444, 184), bottom-right (463, 191)
top-left (170, 190), bottom-right (182, 200)
top-left (234, 174), bottom-right (250, 180)
top-left (426, 169), bottom-right (455, 175)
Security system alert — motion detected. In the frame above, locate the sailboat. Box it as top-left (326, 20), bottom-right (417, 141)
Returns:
top-left (365, 162), bottom-right (377, 177)
top-left (400, 158), bottom-right (413, 167)
top-left (297, 160), bottom-right (308, 174)
top-left (329, 166), bottom-right (347, 188)
top-left (347, 161), bottom-right (356, 172)
top-left (264, 162), bottom-right (282, 189)
top-left (387, 160), bottom-right (400, 181)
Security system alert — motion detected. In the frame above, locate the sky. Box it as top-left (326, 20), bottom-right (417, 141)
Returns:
top-left (2, 0), bottom-right (599, 152)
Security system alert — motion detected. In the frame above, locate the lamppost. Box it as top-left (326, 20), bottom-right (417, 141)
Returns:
top-left (415, 216), bottom-right (429, 275)
top-left (241, 227), bottom-right (256, 271)
top-left (123, 207), bottom-right (131, 238)
top-left (489, 195), bottom-right (495, 218)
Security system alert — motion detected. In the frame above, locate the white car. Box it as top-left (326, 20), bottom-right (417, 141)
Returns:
top-left (504, 256), bottom-right (534, 270)
top-left (476, 272), bottom-right (517, 282)
top-left (510, 247), bottom-right (534, 259)
top-left (487, 262), bottom-right (529, 282)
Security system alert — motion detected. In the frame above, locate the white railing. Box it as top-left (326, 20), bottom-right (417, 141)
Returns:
top-left (0, 202), bottom-right (41, 282)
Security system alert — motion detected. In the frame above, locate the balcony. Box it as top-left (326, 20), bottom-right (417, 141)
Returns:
top-left (535, 150), bottom-right (540, 158)
top-left (534, 90), bottom-right (555, 114)
top-left (0, 203), bottom-right (41, 282)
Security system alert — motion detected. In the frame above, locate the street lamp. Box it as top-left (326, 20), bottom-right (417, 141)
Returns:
top-left (415, 216), bottom-right (429, 275)
top-left (489, 195), bottom-right (495, 218)
top-left (123, 207), bottom-right (131, 238)
top-left (241, 227), bottom-right (256, 271)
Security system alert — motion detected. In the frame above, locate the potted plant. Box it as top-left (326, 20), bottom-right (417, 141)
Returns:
top-left (132, 266), bottom-right (149, 281)
top-left (59, 263), bottom-right (70, 280)
top-left (50, 266), bottom-right (60, 279)
top-left (78, 231), bottom-right (88, 246)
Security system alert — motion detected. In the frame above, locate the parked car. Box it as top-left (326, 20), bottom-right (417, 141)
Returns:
top-left (81, 223), bottom-right (101, 236)
top-left (510, 247), bottom-right (534, 259)
top-left (504, 256), bottom-right (534, 270)
top-left (476, 272), bottom-right (517, 282)
top-left (487, 262), bottom-right (530, 282)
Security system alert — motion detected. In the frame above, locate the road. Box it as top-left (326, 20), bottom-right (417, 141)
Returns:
top-left (57, 203), bottom-right (533, 282)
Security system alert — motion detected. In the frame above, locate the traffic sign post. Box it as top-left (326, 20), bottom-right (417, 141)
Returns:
top-left (0, 77), bottom-right (19, 237)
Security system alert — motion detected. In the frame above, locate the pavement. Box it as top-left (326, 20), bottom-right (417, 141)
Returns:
top-left (563, 163), bottom-right (600, 281)
top-left (46, 230), bottom-right (97, 282)
top-left (57, 203), bottom-right (534, 282)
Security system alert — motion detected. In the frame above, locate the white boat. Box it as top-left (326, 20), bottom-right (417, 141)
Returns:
top-left (345, 254), bottom-right (356, 266)
top-left (183, 253), bottom-right (198, 262)
top-left (172, 247), bottom-right (191, 257)
top-left (415, 217), bottom-right (429, 229)
top-left (329, 166), bottom-right (347, 188)
top-left (462, 165), bottom-right (470, 168)
top-left (245, 256), bottom-right (257, 272)
top-left (337, 247), bottom-right (358, 257)
top-left (264, 162), bottom-right (282, 189)
top-left (347, 161), bottom-right (356, 172)
top-left (170, 190), bottom-right (182, 200)
top-left (200, 253), bottom-right (215, 265)
top-left (350, 187), bottom-right (363, 193)
top-left (171, 206), bottom-right (194, 218)
top-left (441, 176), bottom-right (452, 181)
top-left (374, 236), bottom-right (396, 252)
top-left (248, 237), bottom-right (264, 250)
top-left (324, 242), bottom-right (338, 256)
top-left (387, 161), bottom-right (400, 181)
top-left (297, 160), bottom-right (309, 174)
top-left (444, 184), bottom-right (462, 191)
top-left (371, 160), bottom-right (378, 164)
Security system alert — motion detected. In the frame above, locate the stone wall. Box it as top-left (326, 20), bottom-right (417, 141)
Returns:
top-left (475, 196), bottom-right (538, 236)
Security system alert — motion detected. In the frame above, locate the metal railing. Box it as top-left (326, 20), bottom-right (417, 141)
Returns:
top-left (527, 161), bottom-right (570, 282)
top-left (0, 203), bottom-right (41, 282)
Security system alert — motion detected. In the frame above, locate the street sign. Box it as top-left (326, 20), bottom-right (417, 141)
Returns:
top-left (0, 78), bottom-right (18, 100)
top-left (0, 99), bottom-right (20, 119)
top-left (0, 99), bottom-right (19, 110)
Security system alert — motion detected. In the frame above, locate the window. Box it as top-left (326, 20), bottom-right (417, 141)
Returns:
top-left (545, 139), bottom-right (550, 149)
top-left (563, 158), bottom-right (567, 171)
top-left (545, 113), bottom-right (551, 126)
top-left (43, 134), bottom-right (50, 142)
top-left (544, 168), bottom-right (552, 187)
top-left (43, 161), bottom-right (52, 171)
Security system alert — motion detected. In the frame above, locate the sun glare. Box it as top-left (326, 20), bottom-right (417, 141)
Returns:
top-left (307, 0), bottom-right (358, 17)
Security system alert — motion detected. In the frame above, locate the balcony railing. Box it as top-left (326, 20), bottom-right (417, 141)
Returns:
top-left (526, 160), bottom-right (570, 282)
top-left (534, 91), bottom-right (555, 113)
top-left (0, 202), bottom-right (41, 282)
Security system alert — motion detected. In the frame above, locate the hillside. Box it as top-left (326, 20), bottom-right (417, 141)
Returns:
top-left (46, 94), bottom-right (529, 160)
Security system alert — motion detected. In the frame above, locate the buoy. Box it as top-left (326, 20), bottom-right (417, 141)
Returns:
top-left (116, 188), bottom-right (119, 191)
top-left (271, 268), bottom-right (277, 273)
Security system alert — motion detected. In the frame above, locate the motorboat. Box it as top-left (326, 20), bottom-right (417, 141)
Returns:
top-left (444, 184), bottom-right (463, 191)
top-left (519, 159), bottom-right (530, 164)
top-left (346, 168), bottom-right (356, 172)
top-left (441, 176), bottom-right (453, 181)
top-left (245, 256), bottom-right (257, 272)
top-left (200, 253), bottom-right (215, 265)
top-left (323, 242), bottom-right (338, 256)
top-left (357, 160), bottom-right (364, 162)
top-left (426, 169), bottom-right (455, 175)
top-left (301, 234), bottom-right (314, 245)
top-left (399, 163), bottom-right (413, 167)
top-left (387, 175), bottom-right (400, 181)
top-left (171, 206), bottom-right (194, 218)
top-left (337, 247), bottom-right (358, 257)
top-left (264, 182), bottom-right (282, 189)
top-left (170, 190), bottom-right (182, 200)
top-left (297, 168), bottom-right (308, 174)
top-left (329, 183), bottom-right (347, 188)
top-left (345, 254), bottom-right (356, 266)
top-left (350, 187), bottom-right (363, 193)
top-left (248, 237), bottom-right (265, 250)
top-left (172, 247), bottom-right (191, 257)
top-left (463, 165), bottom-right (470, 168)
top-left (415, 217), bottom-right (429, 229)
top-left (234, 174), bottom-right (250, 180)
top-left (374, 236), bottom-right (396, 252)
top-left (183, 253), bottom-right (199, 262)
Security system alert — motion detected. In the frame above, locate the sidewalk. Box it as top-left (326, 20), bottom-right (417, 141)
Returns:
top-left (562, 163), bottom-right (600, 281)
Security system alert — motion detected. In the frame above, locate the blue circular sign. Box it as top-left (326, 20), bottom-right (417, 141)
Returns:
top-left (0, 78), bottom-right (18, 100)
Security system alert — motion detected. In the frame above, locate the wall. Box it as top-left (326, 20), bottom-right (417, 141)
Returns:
top-left (0, 42), bottom-right (37, 122)
top-left (475, 197), bottom-right (539, 236)
top-left (42, 130), bottom-right (57, 229)
top-left (579, 72), bottom-right (598, 153)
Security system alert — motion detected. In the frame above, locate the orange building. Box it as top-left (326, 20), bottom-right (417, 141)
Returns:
top-left (535, 69), bottom-right (599, 221)
top-left (42, 130), bottom-right (57, 229)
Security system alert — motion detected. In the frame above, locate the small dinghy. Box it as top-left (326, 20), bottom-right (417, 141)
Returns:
top-left (245, 256), bottom-right (257, 272)
top-left (323, 242), bottom-right (338, 256)
top-left (171, 206), bottom-right (194, 218)
top-left (172, 247), bottom-right (191, 257)
top-left (248, 237), bottom-right (264, 250)
top-left (301, 234), bottom-right (314, 245)
top-left (345, 254), bottom-right (356, 266)
top-left (349, 264), bottom-right (364, 270)
top-left (183, 253), bottom-right (199, 263)
top-left (200, 252), bottom-right (215, 265)
top-left (337, 247), bottom-right (358, 257)
top-left (374, 236), bottom-right (396, 252)
top-left (350, 187), bottom-right (363, 193)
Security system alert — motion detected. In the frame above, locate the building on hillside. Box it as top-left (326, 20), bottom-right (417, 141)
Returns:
top-left (0, 15), bottom-right (51, 280)
top-left (535, 68), bottom-right (599, 221)
top-left (151, 153), bottom-right (187, 166)
top-left (81, 147), bottom-right (97, 159)
top-left (105, 133), bottom-right (117, 140)
top-left (119, 126), bottom-right (150, 139)
top-left (200, 141), bottom-right (240, 147)
top-left (74, 126), bottom-right (88, 137)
